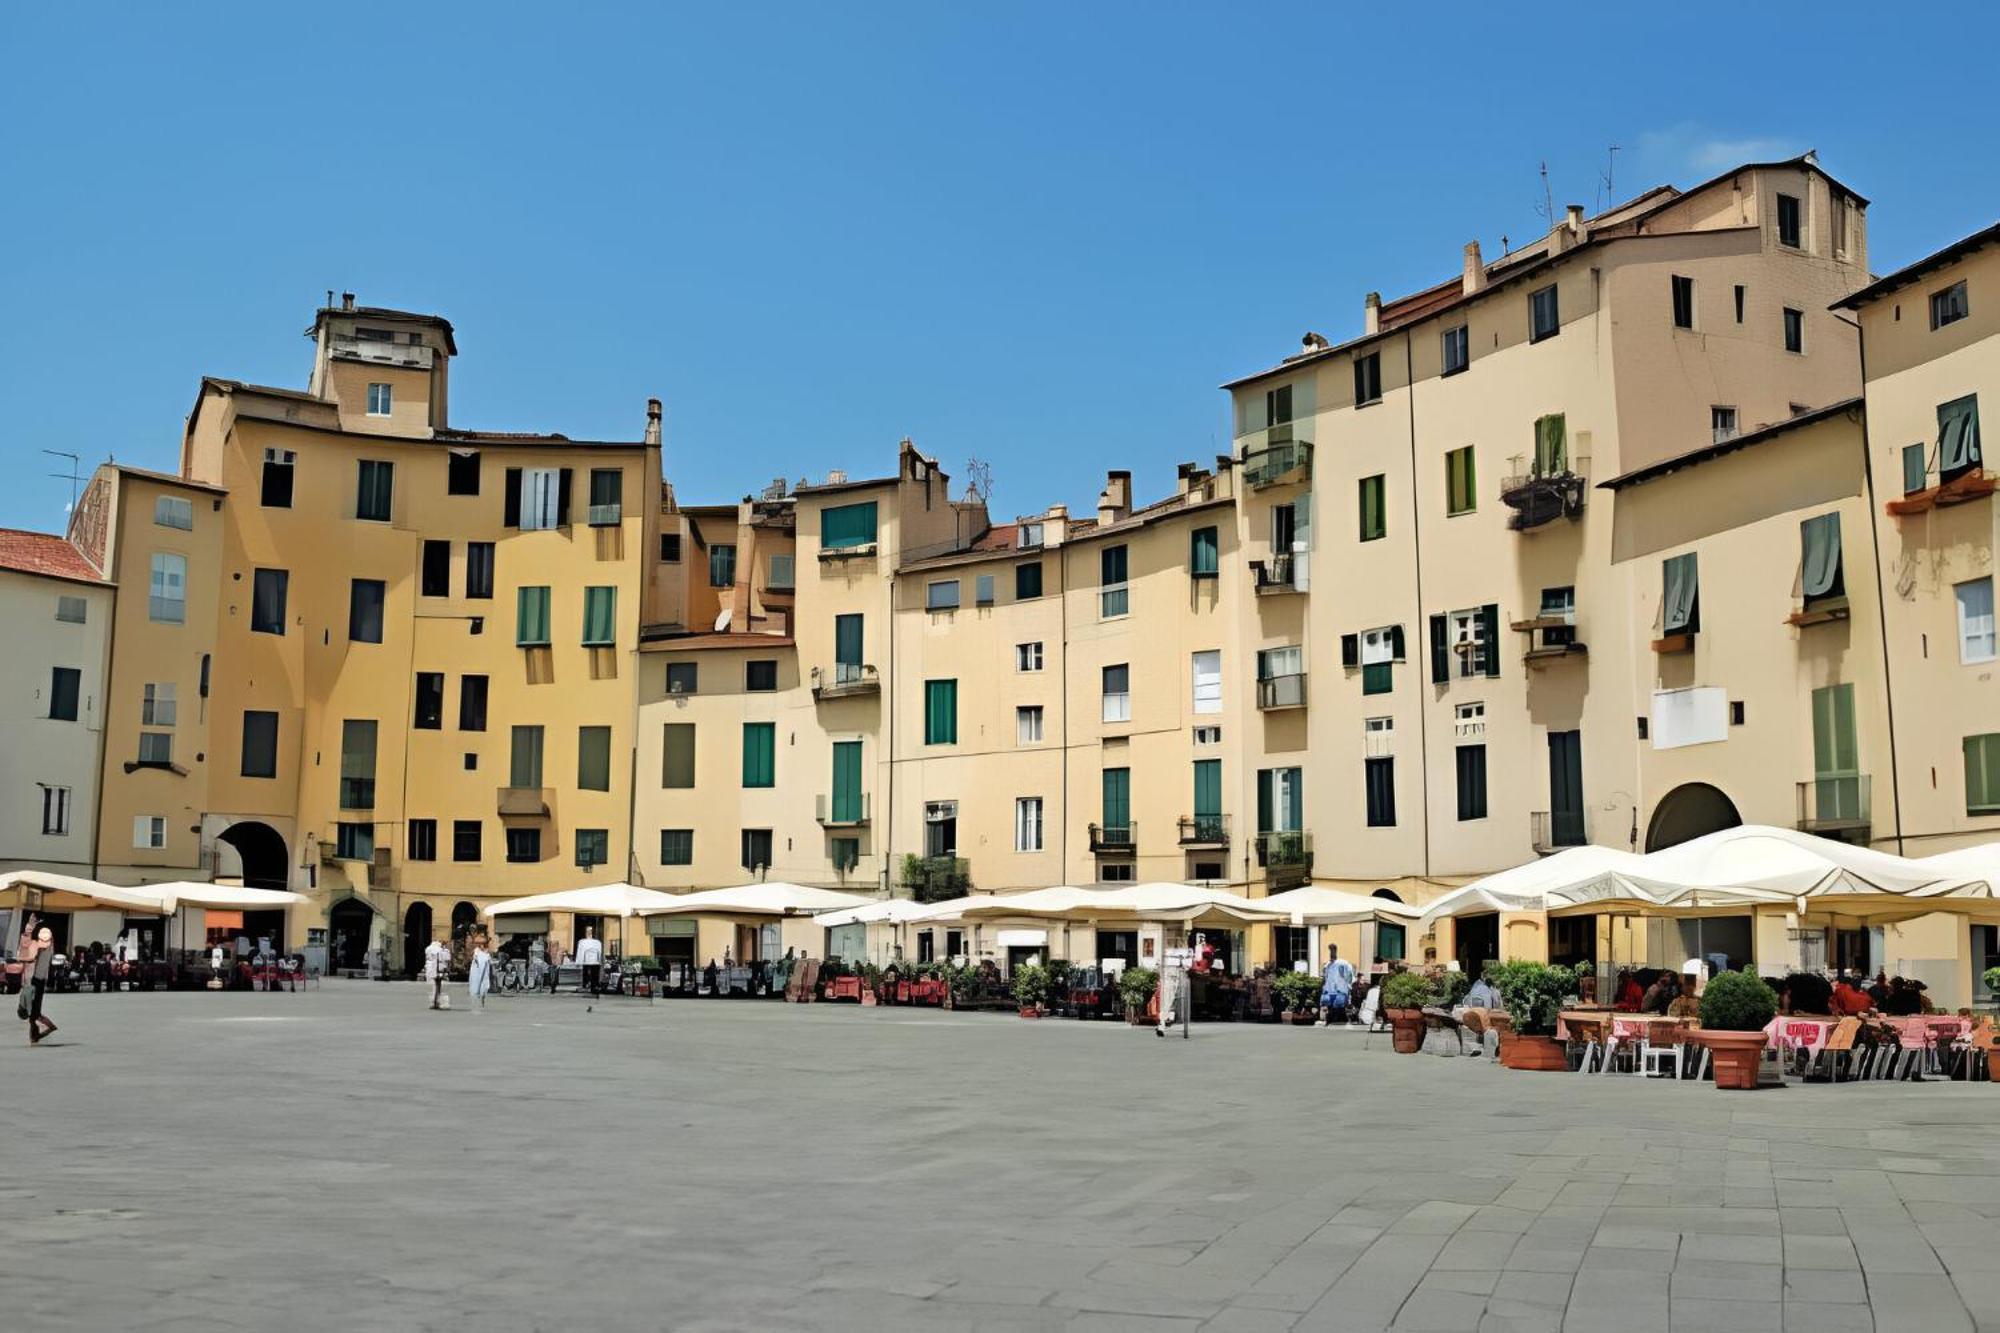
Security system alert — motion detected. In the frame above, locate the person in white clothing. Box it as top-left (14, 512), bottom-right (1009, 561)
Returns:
top-left (467, 934), bottom-right (493, 1010)
top-left (423, 935), bottom-right (451, 1009)
top-left (574, 927), bottom-right (604, 997)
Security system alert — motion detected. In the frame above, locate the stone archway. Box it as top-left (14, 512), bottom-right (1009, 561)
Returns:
top-left (218, 820), bottom-right (288, 889)
top-left (328, 898), bottom-right (376, 972)
top-left (1371, 888), bottom-right (1404, 903)
top-left (451, 901), bottom-right (478, 942)
top-left (403, 901), bottom-right (433, 978)
top-left (1646, 783), bottom-right (1743, 852)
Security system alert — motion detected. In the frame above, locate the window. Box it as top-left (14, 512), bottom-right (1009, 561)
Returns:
top-left (769, 553), bottom-right (795, 591)
top-left (1017, 522), bottom-right (1045, 549)
top-left (341, 720), bottom-right (378, 809)
top-left (587, 468), bottom-right (624, 526)
top-left (356, 460), bottom-right (394, 521)
top-left (1017, 706), bottom-right (1044, 745)
top-left (133, 815), bottom-right (166, 850)
top-left (1662, 553), bottom-right (1700, 635)
top-left (447, 450), bottom-right (481, 496)
top-left (1266, 383), bottom-right (1293, 429)
top-left (154, 495), bottom-right (193, 530)
top-left (741, 829), bottom-right (774, 871)
top-left (1099, 545), bottom-right (1129, 618)
top-left (830, 837), bottom-right (860, 872)
top-left (745, 660), bottom-right (778, 692)
top-left (40, 785), bottom-right (70, 836)
top-left (142, 682), bottom-right (175, 726)
top-left (407, 819), bottom-right (437, 862)
top-left (516, 586), bottom-right (551, 646)
top-left (334, 820), bottom-right (373, 864)
top-left (1015, 797), bottom-right (1044, 852)
top-left (1958, 578), bottom-right (1997, 665)
top-left (55, 595), bottom-right (86, 624)
top-left (1365, 756), bottom-right (1396, 827)
top-left (1456, 745), bottom-right (1488, 821)
top-left (414, 673), bottom-right (444, 729)
top-left (227, 709), bottom-right (277, 783)
top-left (44, 666), bottom-right (80, 722)
top-left (1903, 443), bottom-right (1930, 495)
top-left (1800, 513), bottom-right (1844, 608)
top-left (421, 541), bottom-right (450, 597)
top-left (138, 731), bottom-right (173, 766)
top-left (465, 542), bottom-right (494, 599)
top-left (1015, 561), bottom-right (1043, 599)
top-left (1529, 284), bottom-right (1560, 342)
top-left (366, 382), bottom-right (392, 416)
top-left (1931, 281), bottom-right (1970, 331)
top-left (509, 724), bottom-right (544, 788)
top-left (926, 580), bottom-right (960, 612)
top-left (1189, 525), bottom-right (1219, 577)
top-left (453, 821), bottom-right (482, 862)
top-left (506, 828), bottom-right (542, 864)
top-left (511, 466), bottom-right (564, 530)
top-left (251, 568), bottom-right (288, 634)
top-left (1353, 351), bottom-right (1382, 405)
top-left (262, 448), bottom-right (295, 507)
top-left (349, 579), bottom-right (386, 643)
top-left (149, 553), bottom-right (186, 623)
top-left (581, 586), bottom-right (616, 646)
top-left (820, 501), bottom-right (878, 549)
top-left (1668, 274), bottom-right (1697, 330)
top-left (924, 679), bottom-right (958, 745)
top-left (660, 829), bottom-right (693, 865)
top-left (741, 722), bottom-right (775, 788)
top-left (574, 828), bottom-right (610, 869)
top-left (1099, 863), bottom-right (1137, 883)
top-left (1533, 413), bottom-right (1568, 475)
top-left (1191, 649), bottom-right (1222, 715)
top-left (1359, 474), bottom-right (1386, 541)
top-left (1712, 406), bottom-right (1738, 443)
top-left (662, 723), bottom-right (696, 788)
top-left (1965, 734), bottom-right (2000, 815)
top-left (1101, 767), bottom-right (1132, 841)
top-left (1193, 724), bottom-right (1222, 746)
top-left (573, 725), bottom-right (611, 792)
top-left (1016, 642), bottom-right (1043, 672)
top-left (659, 533), bottom-right (682, 563)
top-left (1445, 446), bottom-right (1477, 515)
top-left (1257, 767), bottom-right (1303, 839)
top-left (1455, 701), bottom-right (1486, 738)
top-left (1734, 284), bottom-right (1746, 324)
top-left (1364, 715), bottom-right (1394, 745)
top-left (665, 662), bottom-right (698, 694)
top-left (1776, 192), bottom-right (1802, 248)
top-left (1783, 307), bottom-right (1804, 354)
top-left (975, 574), bottom-right (995, 606)
top-left (708, 544), bottom-right (736, 588)
top-left (1358, 626), bottom-right (1400, 695)
top-left (1938, 394), bottom-right (1983, 481)
top-left (1102, 664), bottom-right (1131, 723)
top-left (456, 675), bottom-right (488, 732)
top-left (1442, 324), bottom-right (1469, 376)
top-left (923, 801), bottom-right (959, 857)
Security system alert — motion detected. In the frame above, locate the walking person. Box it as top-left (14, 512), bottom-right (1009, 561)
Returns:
top-left (1315, 943), bottom-right (1356, 1027)
top-left (17, 917), bottom-right (57, 1045)
top-left (467, 932), bottom-right (493, 1010)
top-left (423, 934), bottom-right (451, 1010)
top-left (575, 925), bottom-right (603, 998)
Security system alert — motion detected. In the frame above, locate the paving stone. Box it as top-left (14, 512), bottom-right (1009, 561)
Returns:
top-left (1433, 1231), bottom-right (1520, 1271)
top-left (1853, 1234), bottom-right (1946, 1276)
top-left (1668, 1261), bottom-right (1782, 1302)
top-left (1862, 1273), bottom-right (1973, 1331)
top-left (1671, 1297), bottom-right (1780, 1331)
top-left (1783, 1269), bottom-right (1867, 1304)
top-left (1783, 1233), bottom-right (1859, 1270)
top-left (1781, 1301), bottom-right (1875, 1333)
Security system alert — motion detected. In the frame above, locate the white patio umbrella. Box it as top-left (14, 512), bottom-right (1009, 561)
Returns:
top-left (481, 882), bottom-right (692, 962)
top-left (1259, 885), bottom-right (1423, 926)
top-left (0, 870), bottom-right (175, 915)
top-left (635, 882), bottom-right (875, 917)
top-left (142, 882), bottom-right (308, 910)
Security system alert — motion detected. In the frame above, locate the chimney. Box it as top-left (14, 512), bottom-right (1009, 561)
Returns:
top-left (1097, 470), bottom-right (1132, 526)
top-left (1566, 204), bottom-right (1586, 237)
top-left (1462, 241), bottom-right (1486, 295)
top-left (340, 291), bottom-right (355, 311)
top-left (1363, 292), bottom-right (1382, 336)
top-left (644, 397), bottom-right (662, 446)
top-left (1176, 461), bottom-right (1211, 497)
top-left (1301, 331), bottom-right (1329, 353)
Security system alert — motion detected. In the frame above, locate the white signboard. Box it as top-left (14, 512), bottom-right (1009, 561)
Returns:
top-left (1651, 686), bottom-right (1728, 750)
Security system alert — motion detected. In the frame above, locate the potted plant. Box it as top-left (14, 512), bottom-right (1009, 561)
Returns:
top-left (1378, 970), bottom-right (1438, 1053)
top-left (1690, 970), bottom-right (1778, 1089)
top-left (1272, 969), bottom-right (1322, 1023)
top-left (1012, 963), bottom-right (1049, 1017)
top-left (1491, 961), bottom-right (1576, 1070)
top-left (1118, 967), bottom-right (1157, 1024)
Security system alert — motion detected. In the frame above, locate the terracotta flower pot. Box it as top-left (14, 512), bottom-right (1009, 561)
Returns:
top-left (1987, 1049), bottom-right (2000, 1083)
top-left (1019, 1005), bottom-right (1042, 1019)
top-left (1387, 1008), bottom-right (1425, 1054)
top-left (1497, 1032), bottom-right (1567, 1070)
top-left (1691, 1028), bottom-right (1768, 1089)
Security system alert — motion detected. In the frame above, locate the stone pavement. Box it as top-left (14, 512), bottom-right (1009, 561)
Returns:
top-left (0, 982), bottom-right (1995, 1331)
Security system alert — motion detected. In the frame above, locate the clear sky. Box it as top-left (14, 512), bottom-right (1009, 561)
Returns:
top-left (2, 2), bottom-right (1995, 534)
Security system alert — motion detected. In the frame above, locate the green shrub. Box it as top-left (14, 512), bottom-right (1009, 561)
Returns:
top-left (1117, 966), bottom-right (1157, 1010)
top-left (1983, 966), bottom-right (2000, 997)
top-left (1379, 970), bottom-right (1438, 1011)
top-left (1492, 961), bottom-right (1577, 1037)
top-left (1272, 968), bottom-right (1321, 1013)
top-left (1781, 971), bottom-right (1832, 1015)
top-left (1011, 963), bottom-right (1049, 1008)
top-left (1698, 970), bottom-right (1777, 1031)
top-left (1438, 969), bottom-right (1473, 1007)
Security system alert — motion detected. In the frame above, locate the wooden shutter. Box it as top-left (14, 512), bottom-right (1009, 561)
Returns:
top-left (1480, 604), bottom-right (1501, 677)
top-left (1429, 615), bottom-right (1449, 683)
top-left (1341, 633), bottom-right (1359, 668)
top-left (556, 469), bottom-right (573, 526)
top-left (503, 468), bottom-right (522, 527)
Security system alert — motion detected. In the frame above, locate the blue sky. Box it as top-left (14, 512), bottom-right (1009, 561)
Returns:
top-left (3, 3), bottom-right (1995, 533)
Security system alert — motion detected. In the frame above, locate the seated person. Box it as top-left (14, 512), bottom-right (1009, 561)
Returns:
top-left (1639, 973), bottom-right (1676, 1015)
top-left (1612, 969), bottom-right (1644, 1011)
top-left (1462, 966), bottom-right (1501, 1011)
top-left (1829, 975), bottom-right (1873, 1016)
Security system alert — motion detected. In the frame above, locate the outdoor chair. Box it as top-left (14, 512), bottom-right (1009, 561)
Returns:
top-left (1811, 1017), bottom-right (1863, 1082)
top-left (1567, 1016), bottom-right (1606, 1074)
top-left (1638, 1021), bottom-right (1688, 1079)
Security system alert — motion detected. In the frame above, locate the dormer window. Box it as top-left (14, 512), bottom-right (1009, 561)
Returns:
top-left (366, 382), bottom-right (392, 417)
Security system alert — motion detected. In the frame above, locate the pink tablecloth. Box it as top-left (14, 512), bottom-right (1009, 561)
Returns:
top-left (1764, 1016), bottom-right (1838, 1055)
top-left (1881, 1016), bottom-right (1967, 1046)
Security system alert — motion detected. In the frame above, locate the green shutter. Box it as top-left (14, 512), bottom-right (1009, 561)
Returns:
top-left (1102, 768), bottom-right (1131, 831)
top-left (1662, 554), bottom-right (1699, 634)
top-left (1535, 415), bottom-right (1567, 475)
top-left (1967, 734), bottom-right (2000, 814)
top-left (581, 586), bottom-right (615, 645)
top-left (821, 501), bottom-right (878, 550)
top-left (742, 722), bottom-right (775, 788)
top-left (517, 586), bottom-right (550, 646)
top-left (1193, 759), bottom-right (1221, 820)
top-left (831, 741), bottom-right (862, 821)
top-left (1811, 684), bottom-right (1861, 822)
top-left (1480, 604), bottom-right (1501, 678)
top-left (577, 725), bottom-right (611, 791)
top-left (510, 725), bottom-right (543, 788)
top-left (1800, 514), bottom-right (1842, 602)
top-left (1939, 395), bottom-right (1982, 476)
top-left (925, 680), bottom-right (957, 745)
top-left (1359, 475), bottom-right (1385, 541)
top-left (1190, 526), bottom-right (1218, 575)
top-left (1903, 443), bottom-right (1930, 494)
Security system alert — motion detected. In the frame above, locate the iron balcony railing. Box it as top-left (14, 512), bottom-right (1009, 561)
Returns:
top-left (815, 792), bottom-right (872, 827)
top-left (902, 855), bottom-right (971, 903)
top-left (1531, 809), bottom-right (1588, 854)
top-left (1253, 831), bottom-right (1312, 869)
top-left (1500, 453), bottom-right (1588, 532)
top-left (1177, 814), bottom-right (1229, 846)
top-left (1252, 553), bottom-right (1304, 594)
top-left (1256, 673), bottom-right (1308, 710)
top-left (1089, 822), bottom-right (1137, 854)
top-left (1797, 775), bottom-right (1871, 836)
top-left (1240, 436), bottom-right (1313, 488)
top-left (810, 663), bottom-right (880, 699)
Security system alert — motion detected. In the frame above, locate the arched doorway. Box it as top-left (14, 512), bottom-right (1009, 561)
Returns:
top-left (1371, 888), bottom-right (1403, 903)
top-left (1646, 783), bottom-right (1743, 852)
top-left (451, 901), bottom-right (478, 942)
top-left (403, 901), bottom-right (433, 978)
top-left (328, 899), bottom-right (375, 973)
top-left (218, 820), bottom-right (288, 888)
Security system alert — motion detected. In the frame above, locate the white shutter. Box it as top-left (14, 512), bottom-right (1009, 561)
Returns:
top-left (1191, 650), bottom-right (1222, 715)
top-left (1291, 491), bottom-right (1311, 591)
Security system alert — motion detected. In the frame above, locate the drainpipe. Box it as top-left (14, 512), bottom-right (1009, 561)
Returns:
top-left (1402, 328), bottom-right (1431, 879)
top-left (90, 575), bottom-right (117, 882)
top-left (1844, 315), bottom-right (1904, 854)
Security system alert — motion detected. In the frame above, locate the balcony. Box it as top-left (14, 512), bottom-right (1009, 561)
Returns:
top-left (1089, 823), bottom-right (1137, 855)
top-left (815, 792), bottom-right (871, 827)
top-left (339, 777), bottom-right (376, 811)
top-left (901, 855), bottom-right (970, 903)
top-left (1797, 775), bottom-right (1871, 840)
top-left (1177, 814), bottom-right (1230, 847)
top-left (1786, 596), bottom-right (1850, 629)
top-left (818, 540), bottom-right (879, 562)
top-left (1240, 435), bottom-right (1313, 489)
top-left (497, 786), bottom-right (552, 818)
top-left (1530, 810), bottom-right (1588, 855)
top-left (1253, 831), bottom-right (1313, 887)
top-left (1885, 468), bottom-right (1995, 517)
top-left (1500, 455), bottom-right (1587, 532)
top-left (587, 502), bottom-right (623, 527)
top-left (811, 663), bottom-right (880, 700)
top-left (1252, 553), bottom-right (1305, 595)
top-left (1256, 673), bottom-right (1308, 710)
top-left (1510, 613), bottom-right (1588, 667)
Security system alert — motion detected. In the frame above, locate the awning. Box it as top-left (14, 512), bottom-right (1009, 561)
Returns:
top-left (1258, 885), bottom-right (1423, 926)
top-left (478, 883), bottom-right (687, 920)
top-left (637, 882), bottom-right (874, 918)
top-left (145, 882), bottom-right (308, 910)
top-left (0, 871), bottom-right (174, 915)
top-left (955, 883), bottom-right (1287, 925)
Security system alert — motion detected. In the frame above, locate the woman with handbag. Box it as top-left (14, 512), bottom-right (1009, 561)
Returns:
top-left (17, 918), bottom-right (57, 1045)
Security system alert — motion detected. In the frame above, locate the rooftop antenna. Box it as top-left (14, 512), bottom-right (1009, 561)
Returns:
top-left (1605, 144), bottom-right (1619, 203)
top-left (42, 449), bottom-right (81, 514)
top-left (963, 456), bottom-right (992, 505)
top-left (1536, 161), bottom-right (1555, 226)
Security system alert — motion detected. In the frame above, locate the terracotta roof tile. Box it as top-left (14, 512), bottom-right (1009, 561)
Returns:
top-left (0, 528), bottom-right (103, 584)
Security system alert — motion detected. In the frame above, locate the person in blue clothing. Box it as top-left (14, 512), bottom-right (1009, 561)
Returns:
top-left (1316, 943), bottom-right (1356, 1026)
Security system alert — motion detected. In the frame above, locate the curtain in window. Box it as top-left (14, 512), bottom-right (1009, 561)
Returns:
top-left (1190, 526), bottom-right (1219, 575)
top-left (925, 680), bottom-right (957, 744)
top-left (1190, 650), bottom-right (1222, 714)
top-left (1800, 513), bottom-right (1843, 601)
top-left (581, 587), bottom-right (616, 645)
top-left (1662, 553), bottom-right (1699, 634)
top-left (517, 586), bottom-right (551, 645)
top-left (834, 614), bottom-right (864, 671)
top-left (1938, 395), bottom-right (1982, 477)
top-left (1534, 414), bottom-right (1567, 475)
top-left (821, 501), bottom-right (878, 549)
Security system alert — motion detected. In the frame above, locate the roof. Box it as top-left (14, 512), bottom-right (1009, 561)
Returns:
top-left (203, 380), bottom-right (650, 450)
top-left (111, 463), bottom-right (227, 495)
top-left (794, 473), bottom-right (900, 497)
top-left (1834, 220), bottom-right (2000, 311)
top-left (0, 528), bottom-right (106, 585)
top-left (1597, 397), bottom-right (1863, 491)
top-left (313, 304), bottom-right (458, 355)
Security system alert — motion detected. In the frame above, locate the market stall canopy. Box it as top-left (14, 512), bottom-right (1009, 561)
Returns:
top-left (814, 898), bottom-right (949, 928)
top-left (1418, 845), bottom-right (1661, 923)
top-left (0, 871), bottom-right (174, 915)
top-left (956, 883), bottom-right (1286, 924)
top-left (1260, 885), bottom-right (1424, 926)
top-left (142, 882), bottom-right (309, 910)
top-left (637, 882), bottom-right (875, 918)
top-left (1912, 842), bottom-right (2000, 881)
top-left (1641, 825), bottom-right (1991, 903)
top-left (479, 883), bottom-right (689, 920)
